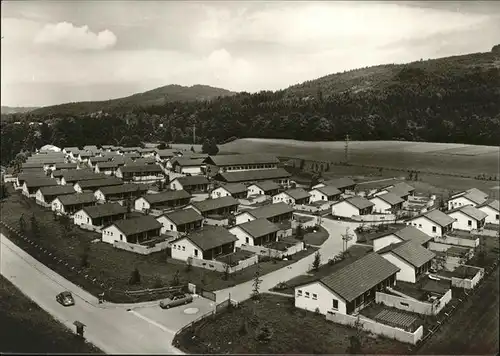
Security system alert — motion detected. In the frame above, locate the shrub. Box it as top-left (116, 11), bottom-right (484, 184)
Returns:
top-left (129, 267), bottom-right (141, 285)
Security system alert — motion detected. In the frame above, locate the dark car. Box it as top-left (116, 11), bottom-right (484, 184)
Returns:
top-left (56, 291), bottom-right (75, 306)
top-left (159, 293), bottom-right (193, 309)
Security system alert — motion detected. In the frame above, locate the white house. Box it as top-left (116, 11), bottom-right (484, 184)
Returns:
top-left (406, 209), bottom-right (456, 238)
top-left (169, 176), bottom-right (210, 193)
top-left (134, 190), bottom-right (192, 213)
top-left (312, 177), bottom-right (356, 193)
top-left (35, 185), bottom-right (75, 206)
top-left (447, 205), bottom-right (487, 231)
top-left (247, 181), bottom-right (280, 197)
top-left (101, 215), bottom-right (162, 245)
top-left (369, 192), bottom-right (404, 214)
top-left (204, 154), bottom-right (279, 177)
top-left (210, 183), bottom-right (248, 200)
top-left (447, 188), bottom-right (488, 210)
top-left (294, 253), bottom-right (400, 315)
top-left (228, 218), bottom-right (280, 247)
top-left (372, 226), bottom-right (434, 252)
top-left (156, 208), bottom-right (204, 235)
top-left (51, 192), bottom-right (97, 215)
top-left (94, 161), bottom-right (120, 176)
top-left (73, 177), bottom-right (123, 193)
top-left (377, 241), bottom-right (435, 283)
top-left (331, 196), bottom-right (374, 218)
top-left (476, 199), bottom-right (499, 225)
top-left (115, 164), bottom-right (164, 183)
top-left (22, 177), bottom-right (58, 198)
top-left (170, 157), bottom-right (205, 175)
top-left (74, 203), bottom-right (127, 231)
top-left (170, 226), bottom-right (238, 261)
top-left (374, 182), bottom-right (415, 200)
top-left (309, 185), bottom-right (341, 203)
top-left (234, 202), bottom-right (294, 225)
top-left (272, 188), bottom-right (311, 206)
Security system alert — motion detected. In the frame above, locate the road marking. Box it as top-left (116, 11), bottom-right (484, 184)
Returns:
top-left (128, 309), bottom-right (176, 334)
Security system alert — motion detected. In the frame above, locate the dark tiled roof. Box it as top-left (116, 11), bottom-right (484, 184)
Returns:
top-left (130, 157), bottom-right (156, 165)
top-left (378, 241), bottom-right (435, 268)
top-left (89, 157), bottom-right (111, 163)
top-left (22, 162), bottom-right (45, 168)
top-left (161, 208), bottom-right (203, 226)
top-left (54, 163), bottom-right (78, 169)
top-left (82, 203), bottom-right (127, 219)
top-left (62, 170), bottom-right (104, 182)
top-left (451, 188), bottom-right (488, 205)
top-left (142, 190), bottom-right (192, 204)
top-left (322, 177), bottom-right (356, 189)
top-left (251, 180), bottom-right (280, 192)
top-left (76, 177), bottom-right (123, 190)
top-left (57, 192), bottom-right (96, 206)
top-left (185, 226), bottom-right (238, 252)
top-left (247, 202), bottom-right (294, 219)
top-left (391, 182), bottom-right (415, 192)
top-left (171, 157), bottom-right (205, 167)
top-left (38, 185), bottom-right (75, 196)
top-left (192, 196), bottom-right (239, 213)
top-left (175, 175), bottom-right (209, 186)
top-left (281, 188), bottom-right (310, 200)
top-left (156, 149), bottom-right (179, 158)
top-left (341, 196), bottom-right (374, 210)
top-left (393, 226), bottom-right (433, 245)
top-left (372, 192), bottom-right (404, 206)
top-left (205, 154), bottom-right (279, 167)
top-left (477, 199), bottom-right (499, 211)
top-left (119, 164), bottom-right (163, 173)
top-left (111, 216), bottom-right (162, 236)
top-left (24, 177), bottom-right (58, 188)
top-left (17, 172), bottom-right (47, 182)
top-left (232, 218), bottom-right (280, 238)
top-left (412, 209), bottom-right (456, 227)
top-left (215, 168), bottom-right (291, 183)
top-left (385, 186), bottom-right (411, 197)
top-left (447, 205), bottom-right (488, 221)
top-left (96, 161), bottom-right (119, 169)
top-left (97, 183), bottom-right (148, 196)
top-left (315, 185), bottom-right (341, 196)
top-left (319, 253), bottom-right (400, 302)
top-left (217, 183), bottom-right (247, 195)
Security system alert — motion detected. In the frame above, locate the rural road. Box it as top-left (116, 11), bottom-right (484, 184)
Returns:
top-left (1, 233), bottom-right (184, 355)
top-left (215, 218), bottom-right (360, 302)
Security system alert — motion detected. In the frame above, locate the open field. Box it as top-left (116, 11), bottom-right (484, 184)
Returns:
top-left (174, 293), bottom-right (409, 354)
top-left (221, 139), bottom-right (500, 177)
top-left (417, 266), bottom-right (499, 355)
top-left (0, 276), bottom-right (102, 354)
top-left (0, 186), bottom-right (318, 302)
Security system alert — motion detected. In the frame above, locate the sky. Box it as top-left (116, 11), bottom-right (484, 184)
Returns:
top-left (1, 1), bottom-right (499, 107)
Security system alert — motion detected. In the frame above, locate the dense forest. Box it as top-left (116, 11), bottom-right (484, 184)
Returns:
top-left (1, 49), bottom-right (499, 166)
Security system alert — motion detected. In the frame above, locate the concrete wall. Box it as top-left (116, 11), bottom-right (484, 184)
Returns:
top-left (326, 311), bottom-right (424, 345)
top-left (375, 290), bottom-right (452, 316)
top-left (77, 222), bottom-right (102, 233)
top-left (204, 217), bottom-right (230, 226)
top-left (451, 267), bottom-right (484, 289)
top-left (239, 240), bottom-right (304, 258)
top-left (113, 240), bottom-right (169, 255)
top-left (433, 235), bottom-right (479, 248)
top-left (294, 202), bottom-right (332, 213)
top-left (351, 213), bottom-right (396, 223)
top-left (187, 254), bottom-right (258, 273)
top-left (239, 195), bottom-right (268, 206)
top-left (295, 282), bottom-right (347, 315)
top-left (291, 216), bottom-right (317, 229)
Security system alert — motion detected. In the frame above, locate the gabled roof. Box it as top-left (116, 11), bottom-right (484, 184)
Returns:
top-left (120, 147), bottom-right (141, 152)
top-left (17, 172), bottom-right (47, 182)
top-left (180, 152), bottom-right (208, 160)
top-left (123, 152), bottom-right (141, 159)
top-left (110, 216), bottom-right (162, 236)
top-left (82, 203), bottom-right (127, 219)
top-left (83, 145), bottom-right (99, 151)
top-left (412, 209), bottom-right (456, 227)
top-left (89, 156), bottom-right (110, 163)
top-left (62, 170), bottom-right (104, 182)
top-left (184, 226), bottom-right (238, 252)
top-left (250, 180), bottom-right (280, 192)
top-left (174, 175), bottom-right (209, 186)
top-left (385, 186), bottom-right (411, 197)
top-left (214, 168), bottom-right (291, 183)
top-left (322, 177), bottom-right (356, 189)
top-left (78, 151), bottom-right (94, 157)
top-left (451, 188), bottom-right (489, 205)
top-left (96, 161), bottom-right (119, 169)
top-left (170, 157), bottom-right (205, 167)
top-left (217, 183), bottom-right (247, 195)
top-left (337, 196), bottom-right (374, 210)
top-left (371, 192), bottom-right (404, 206)
top-left (319, 253), bottom-right (400, 302)
top-left (204, 154), bottom-right (279, 167)
top-left (156, 149), bottom-right (179, 157)
top-left (477, 199), bottom-right (499, 212)
top-left (247, 202), bottom-right (294, 220)
top-left (142, 190), bottom-right (192, 204)
top-left (38, 185), bottom-right (75, 197)
top-left (56, 192), bottom-right (96, 206)
top-left (393, 226), bottom-right (433, 245)
top-left (314, 185), bottom-right (341, 196)
top-left (447, 205), bottom-right (488, 221)
top-left (119, 164), bottom-right (163, 173)
top-left (378, 241), bottom-right (435, 268)
top-left (97, 183), bottom-right (148, 196)
top-left (54, 163), bottom-right (78, 169)
top-left (160, 208), bottom-right (203, 226)
top-left (129, 157), bottom-right (156, 165)
top-left (22, 162), bottom-right (45, 168)
top-left (280, 188), bottom-right (310, 201)
top-left (75, 177), bottom-right (123, 190)
top-left (382, 181), bottom-right (415, 193)
top-left (233, 218), bottom-right (280, 238)
top-left (192, 196), bottom-right (239, 213)
top-left (24, 177), bottom-right (58, 188)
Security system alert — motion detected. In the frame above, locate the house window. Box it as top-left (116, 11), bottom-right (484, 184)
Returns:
top-left (182, 246), bottom-right (185, 251)
top-left (432, 226), bottom-right (437, 232)
top-left (332, 299), bottom-right (339, 310)
top-left (312, 293), bottom-right (317, 300)
top-left (245, 237), bottom-right (249, 244)
top-left (418, 224), bottom-right (422, 228)
top-left (297, 290), bottom-right (302, 296)
top-left (305, 292), bottom-right (310, 298)
top-left (468, 220), bottom-right (472, 226)
top-left (496, 214), bottom-right (499, 220)
top-left (194, 249), bottom-right (198, 257)
top-left (170, 224), bottom-right (173, 230)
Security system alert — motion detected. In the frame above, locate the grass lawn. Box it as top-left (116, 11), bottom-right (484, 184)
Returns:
top-left (271, 244), bottom-right (373, 295)
top-left (417, 266), bottom-right (499, 355)
top-left (0, 276), bottom-right (102, 354)
top-left (303, 226), bottom-right (329, 246)
top-left (173, 293), bottom-right (409, 354)
top-left (467, 234), bottom-right (500, 268)
top-left (0, 186), bottom-right (318, 302)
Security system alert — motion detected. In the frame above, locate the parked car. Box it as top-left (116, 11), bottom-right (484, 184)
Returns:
top-left (159, 293), bottom-right (193, 309)
top-left (56, 291), bottom-right (75, 306)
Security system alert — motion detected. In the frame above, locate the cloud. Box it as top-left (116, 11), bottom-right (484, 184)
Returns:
top-left (34, 22), bottom-right (117, 50)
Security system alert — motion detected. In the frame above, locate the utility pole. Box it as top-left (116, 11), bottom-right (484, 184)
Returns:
top-left (193, 124), bottom-right (196, 145)
top-left (341, 227), bottom-right (352, 254)
top-left (344, 134), bottom-right (350, 165)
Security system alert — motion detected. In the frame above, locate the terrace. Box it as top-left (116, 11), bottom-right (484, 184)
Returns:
top-left (391, 276), bottom-right (451, 302)
top-left (360, 304), bottom-right (423, 333)
top-left (215, 249), bottom-right (256, 267)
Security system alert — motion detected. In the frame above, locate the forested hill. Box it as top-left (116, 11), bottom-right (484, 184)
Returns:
top-left (30, 84), bottom-right (237, 116)
top-left (1, 48), bottom-right (499, 164)
top-left (1, 106), bottom-right (38, 114)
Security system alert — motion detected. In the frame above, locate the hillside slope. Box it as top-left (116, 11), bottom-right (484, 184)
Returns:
top-left (1, 106), bottom-right (38, 115)
top-left (31, 84), bottom-right (237, 116)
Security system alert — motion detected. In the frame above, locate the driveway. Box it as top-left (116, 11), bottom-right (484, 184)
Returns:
top-left (215, 218), bottom-right (360, 302)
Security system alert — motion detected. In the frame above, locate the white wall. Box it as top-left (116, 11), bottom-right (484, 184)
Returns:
top-left (134, 197), bottom-right (150, 212)
top-left (51, 199), bottom-right (64, 213)
top-left (171, 238), bottom-right (201, 261)
top-left (170, 180), bottom-right (184, 191)
top-left (370, 197), bottom-right (392, 213)
top-left (448, 196), bottom-right (476, 210)
top-left (74, 209), bottom-right (92, 227)
top-left (235, 212), bottom-right (256, 225)
top-left (74, 183), bottom-right (84, 193)
top-left (180, 166), bottom-right (202, 175)
top-left (477, 205), bottom-right (499, 224)
top-left (247, 185), bottom-right (264, 197)
top-left (295, 282), bottom-right (347, 315)
top-left (272, 192), bottom-right (294, 205)
top-left (331, 201), bottom-right (359, 218)
top-left (380, 252), bottom-right (416, 283)
top-left (448, 211), bottom-right (479, 231)
top-left (228, 226), bottom-right (254, 247)
top-left (373, 234), bottom-right (402, 252)
top-left (35, 190), bottom-right (45, 203)
top-left (407, 216), bottom-right (443, 237)
top-left (211, 187), bottom-right (231, 199)
top-left (94, 190), bottom-right (106, 202)
top-left (156, 215), bottom-right (178, 234)
top-left (309, 189), bottom-right (328, 203)
top-left (102, 225), bottom-right (126, 244)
